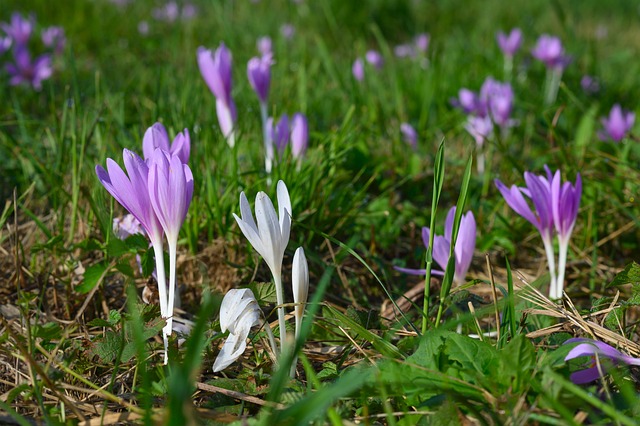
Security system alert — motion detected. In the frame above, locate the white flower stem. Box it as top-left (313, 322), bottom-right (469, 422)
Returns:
top-left (477, 151), bottom-right (485, 174)
top-left (273, 273), bottom-right (287, 353)
top-left (260, 102), bottom-right (272, 175)
top-left (542, 236), bottom-right (558, 301)
top-left (556, 235), bottom-right (570, 301)
top-left (227, 131), bottom-right (236, 149)
top-left (504, 56), bottom-right (513, 81)
top-left (165, 237), bottom-right (178, 354)
top-left (151, 240), bottom-right (169, 364)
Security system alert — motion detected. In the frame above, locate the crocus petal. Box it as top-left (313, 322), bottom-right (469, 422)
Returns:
top-left (292, 247), bottom-right (309, 323)
top-left (216, 98), bottom-right (236, 138)
top-left (291, 113), bottom-right (309, 158)
top-left (432, 235), bottom-right (451, 272)
top-left (393, 266), bottom-right (444, 276)
top-left (212, 332), bottom-right (247, 372)
top-left (255, 192), bottom-right (283, 276)
top-left (277, 180), bottom-right (292, 232)
top-left (142, 122), bottom-right (170, 160)
top-left (570, 366), bottom-right (602, 384)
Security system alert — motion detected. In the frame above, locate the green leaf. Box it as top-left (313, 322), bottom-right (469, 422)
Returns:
top-left (76, 262), bottom-right (110, 294)
top-left (607, 262), bottom-right (640, 288)
top-left (248, 281), bottom-right (277, 304)
top-left (91, 330), bottom-right (123, 363)
top-left (444, 333), bottom-right (502, 382)
top-left (316, 362), bottom-right (339, 380)
top-left (575, 106), bottom-right (597, 148)
top-left (501, 334), bottom-right (536, 391)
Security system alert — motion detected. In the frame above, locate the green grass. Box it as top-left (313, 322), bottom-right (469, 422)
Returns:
top-left (1, 0), bottom-right (640, 424)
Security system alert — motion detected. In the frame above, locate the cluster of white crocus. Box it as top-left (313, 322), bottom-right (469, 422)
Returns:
top-left (213, 180), bottom-right (309, 374)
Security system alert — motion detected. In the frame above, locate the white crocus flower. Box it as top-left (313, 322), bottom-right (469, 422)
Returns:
top-left (213, 289), bottom-right (262, 372)
top-left (232, 180), bottom-right (291, 351)
top-left (292, 247), bottom-right (309, 339)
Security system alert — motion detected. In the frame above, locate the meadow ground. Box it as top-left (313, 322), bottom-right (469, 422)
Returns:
top-left (1, 0), bottom-right (640, 424)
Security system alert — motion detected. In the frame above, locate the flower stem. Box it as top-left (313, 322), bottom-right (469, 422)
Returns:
top-left (260, 102), bottom-right (272, 175)
top-left (166, 238), bottom-right (178, 354)
top-left (542, 236), bottom-right (558, 301)
top-left (273, 273), bottom-right (287, 353)
top-left (545, 67), bottom-right (562, 105)
top-left (151, 240), bottom-right (169, 364)
top-left (556, 236), bottom-right (569, 301)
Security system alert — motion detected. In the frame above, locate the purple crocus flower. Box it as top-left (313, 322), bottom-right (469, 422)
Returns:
top-left (257, 36), bottom-right (272, 56)
top-left (1, 13), bottom-right (34, 46)
top-left (6, 47), bottom-right (53, 90)
top-left (531, 34), bottom-right (569, 70)
top-left (142, 122), bottom-right (191, 164)
top-left (268, 114), bottom-right (290, 155)
top-left (113, 213), bottom-right (144, 239)
top-left (197, 44), bottom-right (237, 144)
top-left (464, 115), bottom-right (493, 148)
top-left (394, 44), bottom-right (415, 58)
top-left (152, 1), bottom-right (180, 22)
top-left (414, 33), bottom-right (430, 53)
top-left (580, 75), bottom-right (600, 95)
top-left (148, 149), bottom-right (194, 247)
top-left (182, 3), bottom-right (197, 20)
top-left (496, 28), bottom-right (523, 57)
top-left (247, 54), bottom-right (272, 105)
top-left (280, 24), bottom-right (295, 40)
top-left (400, 123), bottom-right (418, 149)
top-left (564, 338), bottom-right (640, 384)
top-left (365, 50), bottom-right (384, 69)
top-left (42, 26), bottom-right (66, 54)
top-left (291, 113), bottom-right (308, 159)
top-left (96, 149), bottom-right (164, 246)
top-left (453, 78), bottom-right (514, 128)
top-left (598, 104), bottom-right (635, 142)
top-left (453, 89), bottom-right (482, 115)
top-left (352, 58), bottom-right (364, 81)
top-left (0, 36), bottom-right (12, 55)
top-left (395, 207), bottom-right (476, 285)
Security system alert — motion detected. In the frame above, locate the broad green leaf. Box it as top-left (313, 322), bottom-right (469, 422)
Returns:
top-left (76, 262), bottom-right (109, 294)
top-left (607, 262), bottom-right (640, 288)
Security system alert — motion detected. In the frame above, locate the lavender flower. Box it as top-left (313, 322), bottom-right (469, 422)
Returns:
top-left (6, 47), bottom-right (53, 90)
top-left (394, 44), bottom-right (415, 58)
top-left (580, 75), bottom-right (600, 95)
top-left (148, 149), bottom-right (194, 347)
top-left (257, 36), bottom-right (272, 56)
top-left (400, 123), bottom-right (417, 149)
top-left (247, 54), bottom-right (272, 104)
top-left (1, 13), bottom-right (34, 46)
top-left (113, 214), bottom-right (143, 239)
top-left (352, 58), bottom-right (364, 81)
top-left (496, 28), bottom-right (522, 57)
top-left (0, 36), bottom-right (11, 55)
top-left (41, 26), bottom-right (66, 54)
top-left (142, 122), bottom-right (191, 164)
top-left (564, 338), bottom-right (640, 384)
top-left (291, 113), bottom-right (309, 159)
top-left (365, 50), bottom-right (384, 69)
top-left (152, 1), bottom-right (180, 22)
top-left (598, 104), bottom-right (635, 142)
top-left (395, 207), bottom-right (476, 285)
top-left (531, 35), bottom-right (568, 69)
top-left (414, 33), bottom-right (430, 53)
top-left (453, 78), bottom-right (514, 129)
top-left (496, 166), bottom-right (581, 300)
top-left (280, 24), bottom-right (295, 40)
top-left (464, 115), bottom-right (493, 148)
top-left (268, 114), bottom-right (290, 155)
top-left (197, 44), bottom-right (237, 146)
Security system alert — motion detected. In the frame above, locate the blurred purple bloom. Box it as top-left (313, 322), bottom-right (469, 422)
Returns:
top-left (142, 122), bottom-right (191, 164)
top-left (1, 12), bottom-right (34, 46)
top-left (291, 113), bottom-right (308, 159)
top-left (182, 4), bottom-right (197, 20)
top-left (138, 21), bottom-right (150, 36)
top-left (113, 214), bottom-right (144, 239)
top-left (268, 114), bottom-right (290, 155)
top-left (148, 149), bottom-right (194, 242)
top-left (280, 24), bottom-right (295, 40)
top-left (454, 78), bottom-right (514, 129)
top-left (0, 36), bottom-right (12, 55)
top-left (532, 34), bottom-right (570, 69)
top-left (6, 47), bottom-right (53, 90)
top-left (41, 26), bottom-right (66, 54)
top-left (564, 338), bottom-right (640, 384)
top-left (400, 123), bottom-right (417, 149)
top-left (464, 115), bottom-right (493, 147)
top-left (580, 75), bottom-right (600, 95)
top-left (598, 104), bottom-right (635, 142)
top-left (197, 44), bottom-right (237, 140)
top-left (414, 33), bottom-right (430, 53)
top-left (95, 149), bottom-right (164, 246)
top-left (257, 36), bottom-right (272, 56)
top-left (394, 44), bottom-right (415, 58)
top-left (152, 1), bottom-right (180, 22)
top-left (395, 207), bottom-right (476, 285)
top-left (247, 54), bottom-right (272, 104)
top-left (352, 58), bottom-right (364, 81)
top-left (496, 28), bottom-right (522, 57)
top-left (365, 50), bottom-right (384, 69)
